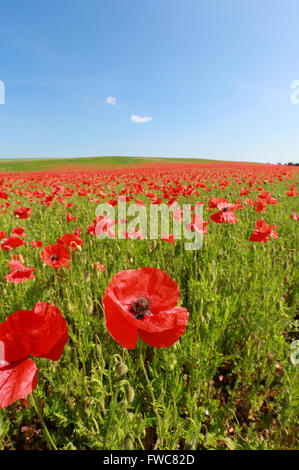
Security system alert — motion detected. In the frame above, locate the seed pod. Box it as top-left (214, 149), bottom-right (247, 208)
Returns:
top-left (123, 435), bottom-right (134, 450)
top-left (125, 385), bottom-right (135, 404)
top-left (116, 361), bottom-right (128, 376)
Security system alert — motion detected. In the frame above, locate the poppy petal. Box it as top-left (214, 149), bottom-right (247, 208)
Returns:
top-left (105, 267), bottom-right (180, 312)
top-left (26, 302), bottom-right (69, 360)
top-left (0, 359), bottom-right (38, 410)
top-left (139, 307), bottom-right (189, 347)
top-left (0, 302), bottom-right (68, 362)
top-left (103, 292), bottom-right (138, 349)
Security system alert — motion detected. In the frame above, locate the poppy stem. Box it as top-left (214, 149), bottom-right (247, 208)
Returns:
top-left (138, 342), bottom-right (163, 448)
top-left (30, 391), bottom-right (58, 450)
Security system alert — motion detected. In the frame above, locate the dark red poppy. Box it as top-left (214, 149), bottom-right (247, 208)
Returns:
top-left (102, 267), bottom-right (189, 349)
top-left (0, 302), bottom-right (68, 409)
top-left (40, 244), bottom-right (71, 268)
top-left (5, 259), bottom-right (35, 283)
top-left (14, 207), bottom-right (32, 219)
top-left (0, 230), bottom-right (6, 240)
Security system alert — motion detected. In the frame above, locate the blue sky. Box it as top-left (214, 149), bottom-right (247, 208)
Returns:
top-left (0, 0), bottom-right (299, 163)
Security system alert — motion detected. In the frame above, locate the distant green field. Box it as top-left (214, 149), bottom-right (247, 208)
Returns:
top-left (0, 156), bottom-right (223, 172)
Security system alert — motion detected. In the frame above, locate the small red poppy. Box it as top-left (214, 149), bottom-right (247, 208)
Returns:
top-left (56, 233), bottom-right (83, 252)
top-left (1, 236), bottom-right (26, 251)
top-left (94, 262), bottom-right (105, 272)
top-left (249, 219), bottom-right (279, 243)
top-left (210, 203), bottom-right (238, 224)
top-left (0, 302), bottom-right (68, 409)
top-left (14, 207), bottom-right (32, 219)
top-left (40, 244), bottom-right (71, 268)
top-left (102, 267), bottom-right (189, 349)
top-left (30, 240), bottom-right (43, 249)
top-left (66, 212), bottom-right (77, 222)
top-left (5, 259), bottom-right (35, 283)
top-left (11, 227), bottom-right (27, 237)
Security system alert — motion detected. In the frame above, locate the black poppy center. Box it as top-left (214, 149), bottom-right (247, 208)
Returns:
top-left (50, 255), bottom-right (59, 262)
top-left (222, 207), bottom-right (229, 212)
top-left (130, 297), bottom-right (152, 320)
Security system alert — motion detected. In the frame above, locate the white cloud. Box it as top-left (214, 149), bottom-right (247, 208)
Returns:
top-left (131, 114), bottom-right (152, 123)
top-left (105, 96), bottom-right (117, 106)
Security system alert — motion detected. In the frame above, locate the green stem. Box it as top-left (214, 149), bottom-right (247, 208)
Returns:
top-left (138, 342), bottom-right (163, 449)
top-left (30, 391), bottom-right (58, 450)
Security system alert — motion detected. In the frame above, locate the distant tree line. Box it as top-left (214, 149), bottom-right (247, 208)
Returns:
top-left (277, 162), bottom-right (299, 166)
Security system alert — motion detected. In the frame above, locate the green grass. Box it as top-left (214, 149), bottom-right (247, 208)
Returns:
top-left (0, 156), bottom-right (227, 173)
top-left (0, 170), bottom-right (298, 450)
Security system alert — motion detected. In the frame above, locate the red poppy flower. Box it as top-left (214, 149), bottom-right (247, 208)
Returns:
top-left (0, 230), bottom-right (6, 240)
top-left (56, 233), bottom-right (83, 252)
top-left (185, 213), bottom-right (209, 234)
top-left (102, 267), bottom-right (189, 349)
top-left (254, 199), bottom-right (267, 213)
top-left (40, 244), bottom-right (71, 268)
top-left (11, 227), bottom-right (27, 237)
top-left (286, 186), bottom-right (298, 197)
top-left (94, 262), bottom-right (105, 272)
top-left (30, 240), bottom-right (43, 249)
top-left (5, 259), bottom-right (35, 283)
top-left (14, 207), bottom-right (32, 219)
top-left (210, 203), bottom-right (238, 224)
top-left (207, 197), bottom-right (229, 210)
top-left (1, 236), bottom-right (26, 251)
top-left (66, 211), bottom-right (77, 222)
top-left (249, 219), bottom-right (279, 243)
top-left (161, 233), bottom-right (175, 243)
top-left (0, 302), bottom-right (68, 409)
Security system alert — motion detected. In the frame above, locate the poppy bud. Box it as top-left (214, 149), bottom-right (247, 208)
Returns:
top-left (123, 435), bottom-right (134, 450)
top-left (169, 355), bottom-right (177, 371)
top-left (125, 385), bottom-right (135, 404)
top-left (116, 361), bottom-right (128, 376)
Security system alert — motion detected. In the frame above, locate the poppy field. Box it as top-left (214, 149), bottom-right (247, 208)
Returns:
top-left (0, 159), bottom-right (298, 450)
